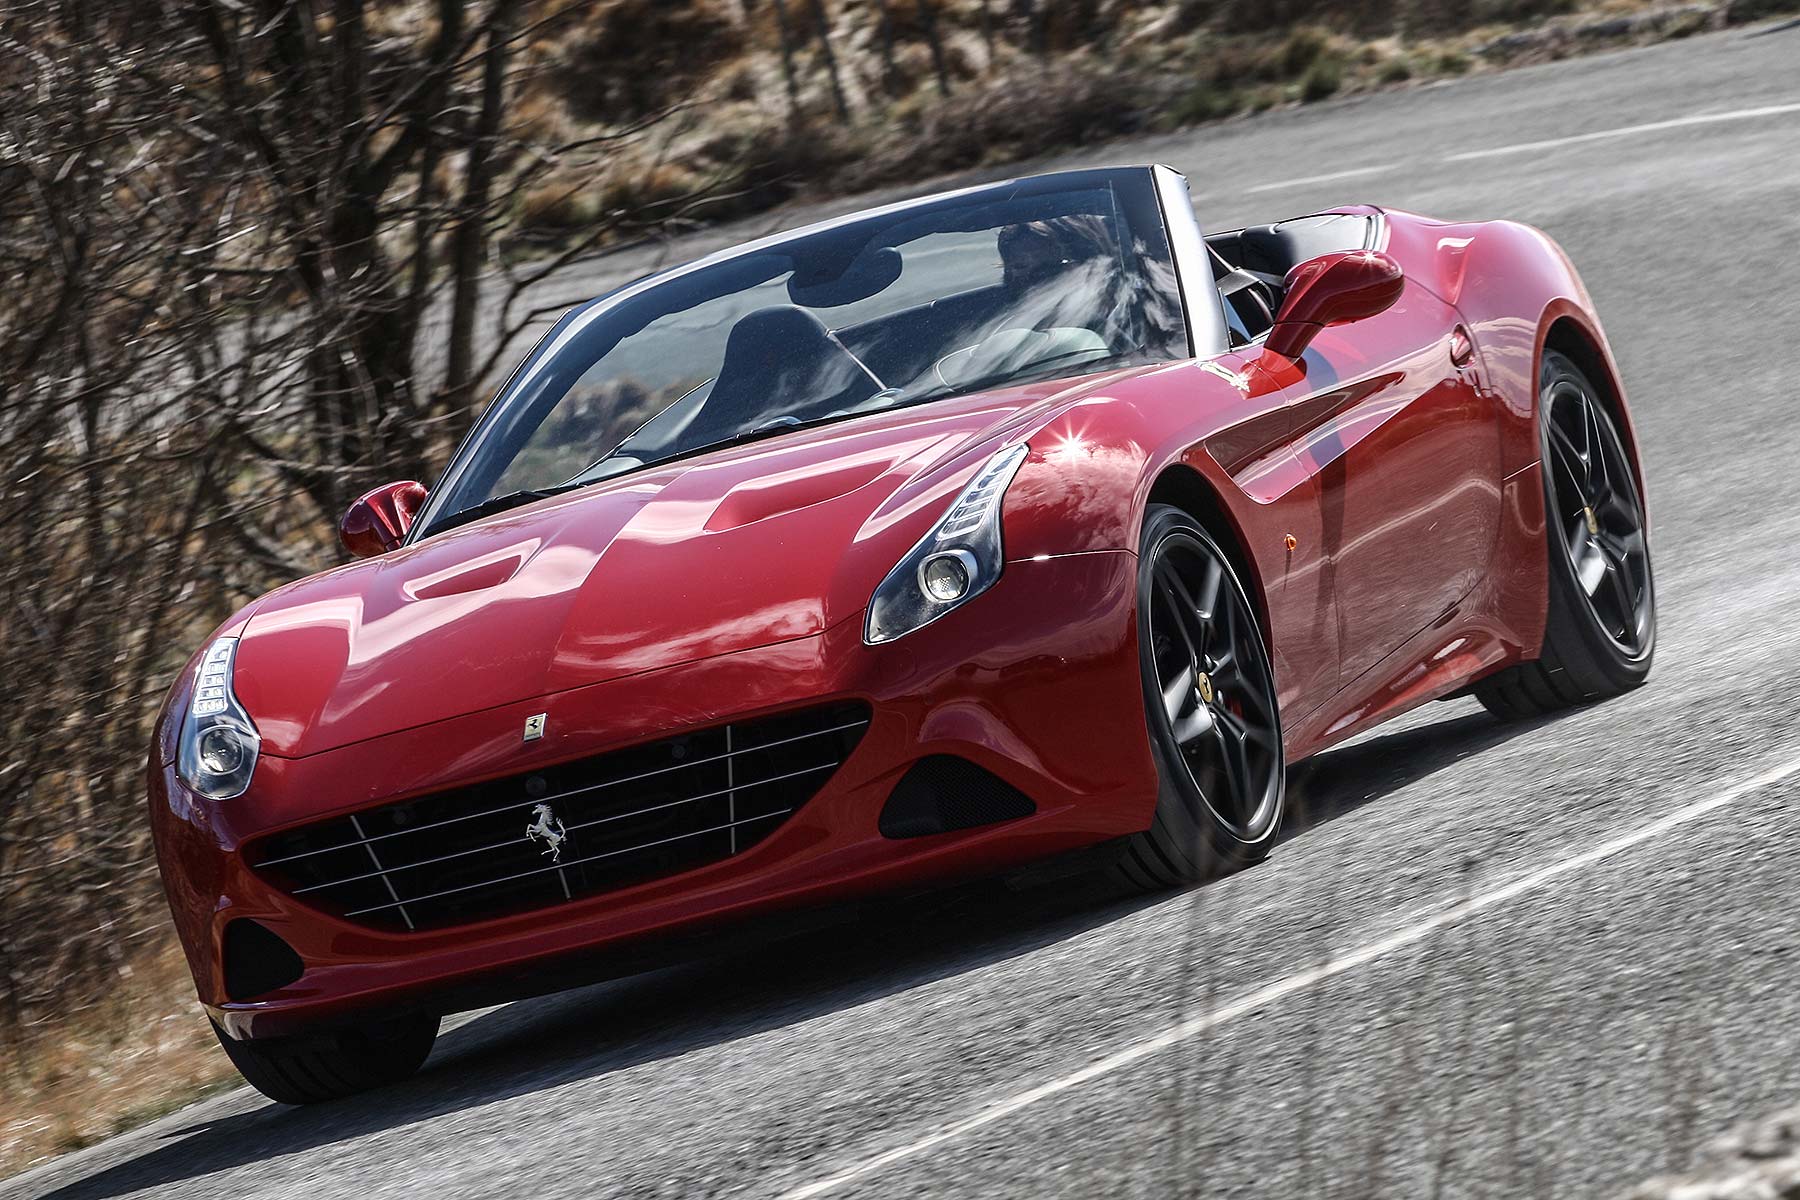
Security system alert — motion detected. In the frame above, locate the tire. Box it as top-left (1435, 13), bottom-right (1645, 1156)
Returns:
top-left (1476, 350), bottom-right (1655, 720)
top-left (211, 1012), bottom-right (439, 1105)
top-left (1115, 504), bottom-right (1286, 891)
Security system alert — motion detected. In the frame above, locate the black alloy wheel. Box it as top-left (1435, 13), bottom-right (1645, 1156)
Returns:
top-left (1116, 504), bottom-right (1285, 890)
top-left (1476, 350), bottom-right (1655, 719)
top-left (1542, 363), bottom-right (1653, 657)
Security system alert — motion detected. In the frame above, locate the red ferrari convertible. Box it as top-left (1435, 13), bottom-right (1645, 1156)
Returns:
top-left (150, 165), bottom-right (1653, 1102)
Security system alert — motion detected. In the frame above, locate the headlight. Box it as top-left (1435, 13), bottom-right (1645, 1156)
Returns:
top-left (176, 637), bottom-right (260, 800)
top-left (865, 443), bottom-right (1029, 645)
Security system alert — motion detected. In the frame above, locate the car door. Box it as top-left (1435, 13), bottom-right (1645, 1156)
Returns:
top-left (1259, 284), bottom-right (1504, 689)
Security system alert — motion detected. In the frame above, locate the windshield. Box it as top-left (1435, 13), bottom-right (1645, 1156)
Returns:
top-left (417, 169), bottom-right (1186, 539)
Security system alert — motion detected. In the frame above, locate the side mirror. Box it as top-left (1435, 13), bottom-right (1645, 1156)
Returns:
top-left (1264, 250), bottom-right (1405, 361)
top-left (340, 481), bottom-right (428, 559)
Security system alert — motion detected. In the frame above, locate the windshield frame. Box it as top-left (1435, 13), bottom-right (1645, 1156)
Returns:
top-left (408, 166), bottom-right (1208, 545)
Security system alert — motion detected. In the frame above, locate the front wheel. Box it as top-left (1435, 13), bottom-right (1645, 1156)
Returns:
top-left (1476, 350), bottom-right (1655, 719)
top-left (1115, 505), bottom-right (1286, 891)
top-left (212, 1012), bottom-right (439, 1105)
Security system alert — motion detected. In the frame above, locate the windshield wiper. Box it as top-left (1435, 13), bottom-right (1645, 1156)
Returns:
top-left (673, 416), bottom-right (808, 458)
top-left (923, 349), bottom-right (1140, 404)
top-left (428, 483), bottom-right (583, 537)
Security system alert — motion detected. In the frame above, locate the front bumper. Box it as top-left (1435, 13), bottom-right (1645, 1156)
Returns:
top-left (150, 550), bottom-right (1157, 1040)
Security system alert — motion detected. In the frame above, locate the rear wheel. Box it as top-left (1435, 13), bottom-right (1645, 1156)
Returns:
top-left (211, 1012), bottom-right (439, 1105)
top-left (1116, 505), bottom-right (1285, 891)
top-left (1476, 350), bottom-right (1654, 719)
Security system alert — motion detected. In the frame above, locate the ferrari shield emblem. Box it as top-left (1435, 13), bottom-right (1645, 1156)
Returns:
top-left (523, 713), bottom-right (547, 742)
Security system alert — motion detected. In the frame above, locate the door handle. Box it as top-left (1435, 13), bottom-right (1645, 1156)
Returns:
top-left (1449, 325), bottom-right (1476, 368)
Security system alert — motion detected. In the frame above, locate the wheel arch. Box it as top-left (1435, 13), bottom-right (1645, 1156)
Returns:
top-left (1143, 463), bottom-right (1275, 653)
top-left (1393, 214), bottom-right (1643, 502)
top-left (1540, 314), bottom-right (1649, 526)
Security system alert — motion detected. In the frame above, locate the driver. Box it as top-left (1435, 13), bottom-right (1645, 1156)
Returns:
top-left (997, 214), bottom-right (1118, 295)
top-left (995, 214), bottom-right (1127, 346)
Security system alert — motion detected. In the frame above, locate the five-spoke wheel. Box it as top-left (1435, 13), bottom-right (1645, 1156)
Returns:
top-left (1476, 349), bottom-right (1655, 719)
top-left (1117, 505), bottom-right (1284, 889)
top-left (1543, 369), bottom-right (1653, 656)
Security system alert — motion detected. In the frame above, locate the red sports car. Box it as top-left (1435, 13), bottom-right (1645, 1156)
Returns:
top-left (150, 165), bottom-right (1654, 1102)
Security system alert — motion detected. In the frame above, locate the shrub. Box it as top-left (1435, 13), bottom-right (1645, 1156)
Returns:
top-left (722, 118), bottom-right (863, 213)
top-left (553, 0), bottom-right (744, 124)
top-left (843, 66), bottom-right (1164, 190)
top-left (1171, 82), bottom-right (1245, 124)
top-left (1300, 54), bottom-right (1345, 100)
top-left (516, 168), bottom-right (601, 233)
top-left (1470, 0), bottom-right (1579, 22)
top-left (1281, 26), bottom-right (1330, 75)
top-left (1722, 0), bottom-right (1800, 23)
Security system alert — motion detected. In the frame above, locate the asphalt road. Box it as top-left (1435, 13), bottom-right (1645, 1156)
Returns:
top-left (11, 21), bottom-right (1800, 1200)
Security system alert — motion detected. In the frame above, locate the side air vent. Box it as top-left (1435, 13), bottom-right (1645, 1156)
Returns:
top-left (878, 756), bottom-right (1036, 839)
top-left (222, 919), bottom-right (305, 1001)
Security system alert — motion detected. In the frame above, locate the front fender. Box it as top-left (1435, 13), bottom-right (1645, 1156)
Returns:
top-left (1002, 358), bottom-right (1285, 583)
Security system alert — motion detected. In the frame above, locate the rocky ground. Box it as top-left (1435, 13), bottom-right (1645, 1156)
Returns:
top-left (1626, 1106), bottom-right (1800, 1199)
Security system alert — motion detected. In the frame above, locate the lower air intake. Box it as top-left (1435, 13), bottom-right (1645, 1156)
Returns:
top-left (878, 756), bottom-right (1036, 839)
top-left (222, 919), bottom-right (305, 1001)
top-left (248, 702), bottom-right (869, 932)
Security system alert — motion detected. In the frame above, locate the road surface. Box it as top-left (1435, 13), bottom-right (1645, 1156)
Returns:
top-left (10, 19), bottom-right (1800, 1200)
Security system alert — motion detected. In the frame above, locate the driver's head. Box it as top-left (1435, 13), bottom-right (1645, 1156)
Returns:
top-left (998, 214), bottom-right (1116, 293)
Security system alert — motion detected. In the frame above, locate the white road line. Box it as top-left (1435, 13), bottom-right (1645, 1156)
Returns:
top-left (778, 748), bottom-right (1800, 1199)
top-left (1229, 101), bottom-right (1800, 198)
top-left (1444, 101), bottom-right (1800, 161)
top-left (1244, 164), bottom-right (1401, 193)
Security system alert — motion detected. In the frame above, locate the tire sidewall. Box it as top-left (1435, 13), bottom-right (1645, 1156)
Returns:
top-left (1135, 504), bottom-right (1285, 859)
top-left (1537, 351), bottom-right (1656, 680)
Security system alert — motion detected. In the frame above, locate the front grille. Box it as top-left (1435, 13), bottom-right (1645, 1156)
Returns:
top-left (248, 702), bottom-right (870, 931)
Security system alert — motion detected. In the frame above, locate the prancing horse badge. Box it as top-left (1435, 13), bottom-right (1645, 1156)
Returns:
top-left (523, 713), bottom-right (547, 742)
top-left (524, 802), bottom-right (566, 862)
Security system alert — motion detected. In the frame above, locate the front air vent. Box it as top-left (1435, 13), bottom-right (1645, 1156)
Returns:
top-left (248, 702), bottom-right (869, 932)
top-left (878, 756), bottom-right (1036, 838)
top-left (222, 919), bottom-right (305, 1001)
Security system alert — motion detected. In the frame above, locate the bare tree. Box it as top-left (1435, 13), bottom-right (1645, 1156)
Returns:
top-left (0, 0), bottom-right (706, 1052)
top-left (770, 0), bottom-right (806, 120)
top-left (918, 0), bottom-right (953, 97)
top-left (807, 0), bottom-right (851, 123)
top-left (872, 0), bottom-right (902, 96)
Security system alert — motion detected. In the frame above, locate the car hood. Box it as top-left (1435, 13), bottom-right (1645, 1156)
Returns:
top-left (231, 376), bottom-right (1134, 757)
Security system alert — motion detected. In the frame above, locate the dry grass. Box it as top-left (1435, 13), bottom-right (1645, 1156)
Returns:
top-left (0, 941), bottom-right (237, 1182)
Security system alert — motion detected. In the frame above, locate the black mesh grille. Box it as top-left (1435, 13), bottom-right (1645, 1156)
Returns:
top-left (249, 702), bottom-right (869, 931)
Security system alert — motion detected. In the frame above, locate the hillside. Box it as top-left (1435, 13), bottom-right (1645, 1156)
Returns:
top-left (497, 0), bottom-right (1780, 250)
